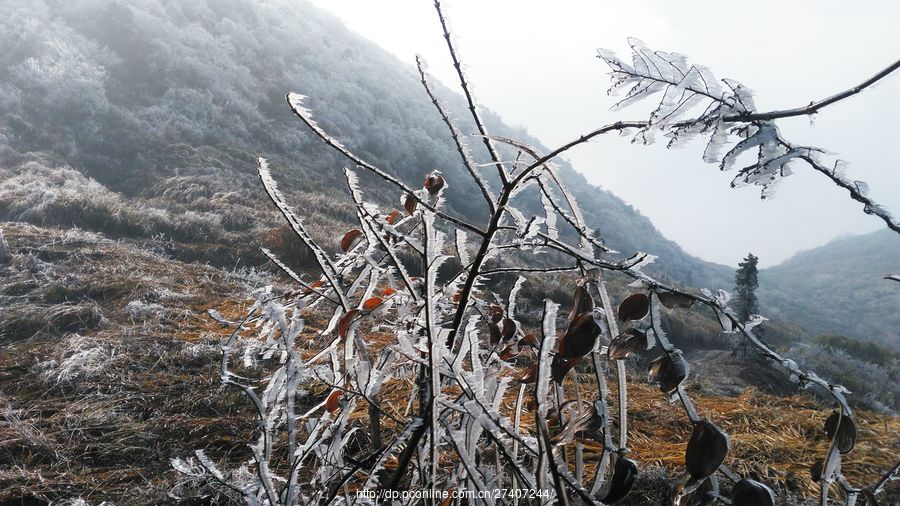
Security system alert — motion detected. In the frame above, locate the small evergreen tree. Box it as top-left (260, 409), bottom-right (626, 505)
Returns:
top-left (734, 253), bottom-right (760, 322)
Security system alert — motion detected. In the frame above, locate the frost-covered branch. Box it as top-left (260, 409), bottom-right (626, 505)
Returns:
top-left (432, 0), bottom-right (508, 186)
top-left (416, 55), bottom-right (497, 214)
top-left (598, 39), bottom-right (899, 237)
top-left (285, 93), bottom-right (485, 236)
top-left (723, 57), bottom-right (900, 122)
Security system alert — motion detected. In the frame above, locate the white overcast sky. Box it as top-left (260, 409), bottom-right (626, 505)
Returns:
top-left (309, 0), bottom-right (900, 267)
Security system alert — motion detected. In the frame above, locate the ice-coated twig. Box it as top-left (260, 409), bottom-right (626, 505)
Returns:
top-left (285, 93), bottom-right (485, 236)
top-left (432, 0), bottom-right (508, 186)
top-left (723, 57), bottom-right (900, 122)
top-left (416, 56), bottom-right (497, 213)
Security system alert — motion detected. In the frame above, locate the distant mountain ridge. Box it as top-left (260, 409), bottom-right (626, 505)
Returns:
top-left (0, 0), bottom-right (732, 287)
top-left (760, 229), bottom-right (900, 347)
top-left (1, 0), bottom-right (896, 344)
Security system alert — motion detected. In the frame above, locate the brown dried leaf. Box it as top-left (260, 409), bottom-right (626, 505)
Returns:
top-left (558, 312), bottom-right (601, 359)
top-left (517, 362), bottom-right (538, 384)
top-left (685, 419), bottom-right (730, 480)
top-left (302, 279), bottom-right (325, 295)
top-left (403, 193), bottom-right (417, 215)
top-left (601, 456), bottom-right (638, 504)
top-left (731, 479), bottom-right (775, 506)
top-left (519, 333), bottom-right (539, 348)
top-left (499, 345), bottom-right (519, 362)
top-left (551, 355), bottom-right (582, 384)
top-left (362, 296), bottom-right (383, 312)
top-left (568, 283), bottom-right (594, 324)
top-left (500, 317), bottom-right (517, 340)
top-left (824, 411), bottom-right (857, 454)
top-left (386, 210), bottom-right (402, 225)
top-left (337, 309), bottom-right (361, 338)
top-left (325, 390), bottom-right (343, 413)
top-left (424, 174), bottom-right (445, 195)
top-left (618, 293), bottom-right (650, 321)
top-left (658, 292), bottom-right (695, 309)
top-left (488, 304), bottom-right (504, 324)
top-left (339, 229), bottom-right (364, 252)
top-left (648, 353), bottom-right (689, 393)
top-left (488, 323), bottom-right (501, 345)
top-left (608, 329), bottom-right (647, 360)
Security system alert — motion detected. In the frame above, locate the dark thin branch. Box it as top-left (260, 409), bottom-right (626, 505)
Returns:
top-left (433, 0), bottom-right (508, 186)
top-left (416, 56), bottom-right (497, 213)
top-left (535, 177), bottom-right (610, 253)
top-left (798, 154), bottom-right (900, 234)
top-left (258, 158), bottom-right (349, 311)
top-left (723, 57), bottom-right (900, 122)
top-left (512, 121), bottom-right (648, 187)
top-left (258, 247), bottom-right (341, 306)
top-left (285, 93), bottom-right (485, 237)
top-left (480, 265), bottom-right (580, 275)
top-left (444, 121), bottom-right (646, 353)
top-left (871, 459), bottom-right (900, 497)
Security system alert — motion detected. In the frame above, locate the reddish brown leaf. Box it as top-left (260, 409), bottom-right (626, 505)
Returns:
top-left (381, 287), bottom-right (397, 297)
top-left (558, 312), bottom-right (601, 359)
top-left (386, 210), bottom-right (402, 225)
top-left (403, 193), bottom-right (418, 215)
top-left (488, 304), bottom-right (504, 324)
top-left (302, 279), bottom-right (325, 295)
top-left (648, 353), bottom-right (689, 393)
top-left (658, 292), bottom-right (695, 309)
top-left (519, 333), bottom-right (539, 348)
top-left (337, 309), bottom-right (361, 338)
top-left (617, 293), bottom-right (650, 321)
top-left (551, 355), bottom-right (583, 383)
top-left (424, 174), bottom-right (445, 195)
top-left (500, 317), bottom-right (517, 340)
top-left (339, 229), bottom-right (364, 252)
top-left (325, 390), bottom-right (343, 413)
top-left (499, 345), bottom-right (519, 361)
top-left (488, 323), bottom-right (502, 345)
top-left (517, 363), bottom-right (538, 384)
top-left (362, 296), bottom-right (384, 312)
top-left (607, 329), bottom-right (647, 360)
top-left (568, 282), bottom-right (594, 324)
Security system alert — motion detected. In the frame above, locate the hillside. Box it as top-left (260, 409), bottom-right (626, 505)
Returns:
top-left (1, 224), bottom-right (897, 504)
top-left (760, 229), bottom-right (900, 347)
top-left (0, 0), bottom-right (732, 289)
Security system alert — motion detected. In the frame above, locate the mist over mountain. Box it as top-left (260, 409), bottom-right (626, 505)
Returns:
top-left (760, 229), bottom-right (900, 347)
top-left (0, 0), bottom-right (731, 285)
top-left (1, 0), bottom-right (896, 343)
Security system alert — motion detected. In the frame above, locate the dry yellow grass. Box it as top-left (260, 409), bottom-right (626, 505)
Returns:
top-left (180, 291), bottom-right (900, 502)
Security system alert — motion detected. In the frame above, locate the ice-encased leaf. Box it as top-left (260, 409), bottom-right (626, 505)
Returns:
top-left (507, 276), bottom-right (526, 318)
top-left (536, 299), bottom-right (559, 416)
top-left (195, 449), bottom-right (225, 482)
